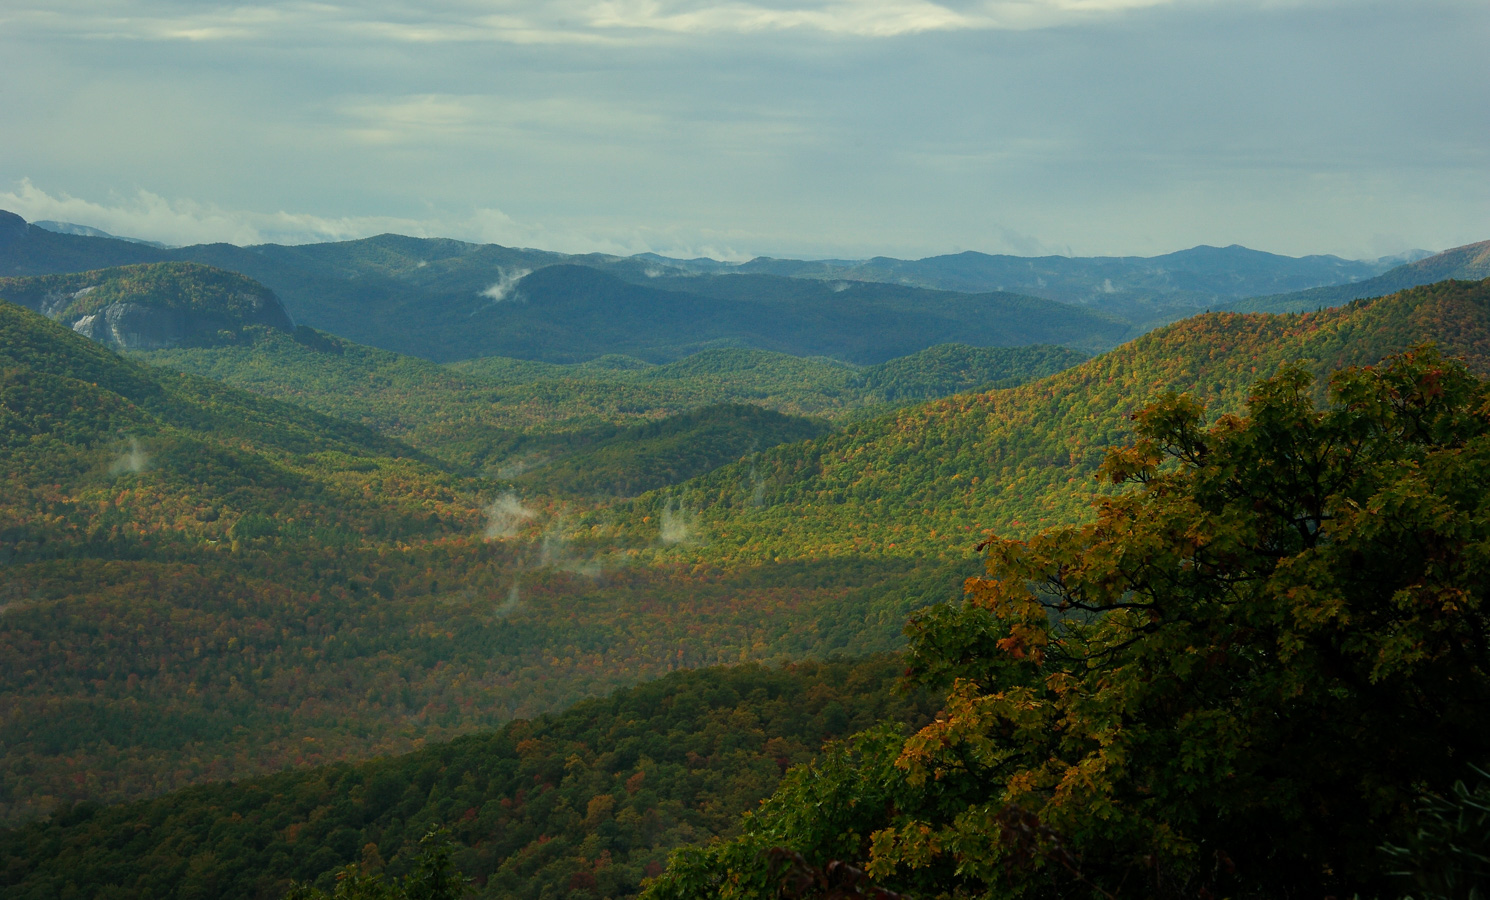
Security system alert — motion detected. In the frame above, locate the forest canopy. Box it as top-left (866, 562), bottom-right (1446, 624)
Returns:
top-left (646, 346), bottom-right (1490, 900)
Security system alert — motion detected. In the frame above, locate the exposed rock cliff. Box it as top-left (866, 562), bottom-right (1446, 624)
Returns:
top-left (0, 261), bottom-right (293, 350)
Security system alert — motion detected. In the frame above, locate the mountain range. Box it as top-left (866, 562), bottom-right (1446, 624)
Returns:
top-left (5, 272), bottom-right (1490, 898)
top-left (4, 207), bottom-right (1490, 899)
top-left (5, 209), bottom-right (1474, 364)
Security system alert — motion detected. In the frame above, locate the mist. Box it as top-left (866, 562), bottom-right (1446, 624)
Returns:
top-left (483, 493), bottom-right (536, 539)
top-left (480, 268), bottom-right (532, 304)
top-left (109, 438), bottom-right (149, 476)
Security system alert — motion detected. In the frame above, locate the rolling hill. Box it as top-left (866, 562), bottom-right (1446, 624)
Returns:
top-left (0, 262), bottom-right (294, 350)
top-left (137, 304), bottom-right (1087, 479)
top-left (0, 657), bottom-right (933, 900)
top-left (617, 278), bottom-right (1490, 566)
top-left (1227, 240), bottom-right (1490, 313)
top-left (5, 208), bottom-right (1436, 363)
top-left (0, 298), bottom-right (963, 825)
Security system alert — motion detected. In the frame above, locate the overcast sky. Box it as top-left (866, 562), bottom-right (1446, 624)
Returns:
top-left (1, 0), bottom-right (1486, 260)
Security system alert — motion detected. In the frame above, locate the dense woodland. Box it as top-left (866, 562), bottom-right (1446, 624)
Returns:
top-left (4, 217), bottom-right (1490, 899)
top-left (0, 658), bottom-right (935, 900)
top-left (633, 279), bottom-right (1490, 565)
top-left (141, 329), bottom-right (1086, 477)
top-left (1, 300), bottom-right (972, 823)
top-left (646, 348), bottom-right (1490, 899)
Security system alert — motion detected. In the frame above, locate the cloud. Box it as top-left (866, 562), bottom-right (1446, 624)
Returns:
top-left (0, 178), bottom-right (442, 247)
top-left (484, 492), bottom-right (537, 539)
top-left (109, 437), bottom-right (150, 476)
top-left (480, 267), bottom-right (532, 302)
top-left (0, 179), bottom-right (675, 254)
top-left (659, 500), bottom-right (700, 545)
top-left (2, 0), bottom-right (1203, 46)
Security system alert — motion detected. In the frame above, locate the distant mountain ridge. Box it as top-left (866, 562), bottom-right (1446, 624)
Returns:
top-left (1227, 240), bottom-right (1490, 313)
top-left (0, 208), bottom-right (1470, 361)
top-left (31, 219), bottom-right (171, 249)
top-left (716, 244), bottom-right (1405, 316)
top-left (1, 216), bottom-right (1133, 362)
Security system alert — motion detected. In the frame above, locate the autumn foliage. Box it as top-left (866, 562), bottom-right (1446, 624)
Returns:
top-left (649, 347), bottom-right (1490, 899)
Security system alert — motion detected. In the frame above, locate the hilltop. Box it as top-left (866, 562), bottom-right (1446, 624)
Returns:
top-left (625, 278), bottom-right (1490, 565)
top-left (2, 208), bottom-right (1442, 362)
top-left (138, 317), bottom-right (1086, 479)
top-left (0, 298), bottom-right (960, 823)
top-left (0, 262), bottom-right (294, 350)
top-left (1229, 239), bottom-right (1490, 313)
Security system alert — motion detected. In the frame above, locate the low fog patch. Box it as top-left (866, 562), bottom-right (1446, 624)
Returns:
top-left (479, 267), bottom-right (532, 304)
top-left (660, 500), bottom-right (700, 546)
top-left (109, 437), bottom-right (150, 476)
top-left (484, 492), bottom-right (537, 539)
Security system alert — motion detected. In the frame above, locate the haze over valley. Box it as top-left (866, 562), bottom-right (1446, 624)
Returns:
top-left (3, 2), bottom-right (1489, 898)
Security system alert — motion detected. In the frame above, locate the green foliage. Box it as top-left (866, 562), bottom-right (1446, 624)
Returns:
top-left (141, 334), bottom-right (1082, 479)
top-left (639, 278), bottom-right (1490, 567)
top-left (285, 830), bottom-right (468, 900)
top-left (517, 404), bottom-right (829, 497)
top-left (0, 658), bottom-right (934, 900)
top-left (3, 297), bottom-right (964, 825)
top-left (845, 344), bottom-right (1087, 403)
top-left (647, 347), bottom-right (1490, 899)
top-left (1383, 771), bottom-right (1490, 900)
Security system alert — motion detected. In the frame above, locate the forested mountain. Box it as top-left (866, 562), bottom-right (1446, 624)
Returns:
top-left (139, 317), bottom-right (1085, 477)
top-left (623, 278), bottom-right (1490, 566)
top-left (173, 260), bottom-right (1119, 365)
top-left (0, 658), bottom-right (935, 900)
top-left (6, 200), bottom-right (1490, 899)
top-left (1, 297), bottom-right (968, 825)
top-left (7, 279), bottom-right (1490, 830)
top-left (513, 404), bottom-right (830, 498)
top-left (0, 212), bottom-right (1125, 363)
top-left (1228, 240), bottom-right (1490, 313)
top-left (10, 281), bottom-right (1489, 899)
top-left (7, 209), bottom-right (1446, 364)
top-left (0, 262), bottom-right (294, 350)
top-left (644, 348), bottom-right (1490, 900)
top-left (722, 243), bottom-right (1405, 321)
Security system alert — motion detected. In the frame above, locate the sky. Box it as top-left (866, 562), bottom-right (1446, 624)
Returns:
top-left (0, 0), bottom-right (1486, 261)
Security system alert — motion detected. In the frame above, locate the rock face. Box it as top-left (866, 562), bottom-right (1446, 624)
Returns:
top-left (0, 262), bottom-right (295, 350)
top-left (70, 302), bottom-right (193, 350)
top-left (63, 292), bottom-right (294, 350)
top-left (60, 291), bottom-right (294, 350)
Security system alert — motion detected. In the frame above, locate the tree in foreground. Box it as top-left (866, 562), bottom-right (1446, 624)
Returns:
top-left (285, 829), bottom-right (466, 900)
top-left (646, 347), bottom-right (1490, 899)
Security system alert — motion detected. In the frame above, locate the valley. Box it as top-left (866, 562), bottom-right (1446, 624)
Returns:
top-left (2, 210), bottom-right (1489, 899)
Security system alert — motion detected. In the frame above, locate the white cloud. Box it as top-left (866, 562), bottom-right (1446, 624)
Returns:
top-left (0, 177), bottom-right (780, 257)
top-left (484, 492), bottom-right (537, 539)
top-left (0, 178), bottom-right (438, 246)
top-left (2, 0), bottom-right (1207, 45)
top-left (480, 267), bottom-right (532, 301)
